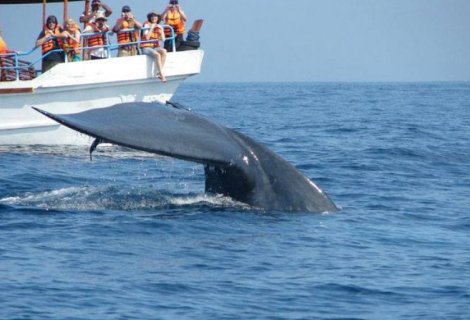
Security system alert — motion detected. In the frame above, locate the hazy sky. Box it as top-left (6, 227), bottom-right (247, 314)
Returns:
top-left (1, 0), bottom-right (469, 82)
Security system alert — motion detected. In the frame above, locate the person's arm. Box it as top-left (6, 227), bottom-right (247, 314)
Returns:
top-left (161, 6), bottom-right (171, 21)
top-left (63, 30), bottom-right (80, 43)
top-left (56, 28), bottom-right (67, 39)
top-left (133, 18), bottom-right (143, 30)
top-left (80, 13), bottom-right (89, 23)
top-left (35, 30), bottom-right (50, 47)
top-left (142, 23), bottom-right (150, 39)
top-left (80, 9), bottom-right (96, 23)
top-left (101, 2), bottom-right (113, 17)
top-left (158, 25), bottom-right (165, 41)
top-left (176, 5), bottom-right (187, 21)
top-left (125, 13), bottom-right (142, 29)
top-left (112, 18), bottom-right (123, 32)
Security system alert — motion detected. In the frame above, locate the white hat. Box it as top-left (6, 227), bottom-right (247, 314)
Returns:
top-left (94, 12), bottom-right (108, 21)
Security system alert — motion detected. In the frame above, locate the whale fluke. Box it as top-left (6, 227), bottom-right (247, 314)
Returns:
top-left (33, 103), bottom-right (338, 212)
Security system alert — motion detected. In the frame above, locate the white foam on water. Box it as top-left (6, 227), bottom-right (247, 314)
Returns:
top-left (169, 193), bottom-right (249, 209)
top-left (0, 185), bottom-right (247, 211)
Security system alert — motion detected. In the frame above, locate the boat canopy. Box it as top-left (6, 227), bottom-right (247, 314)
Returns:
top-left (1, 0), bottom-right (87, 27)
top-left (0, 0), bottom-right (82, 4)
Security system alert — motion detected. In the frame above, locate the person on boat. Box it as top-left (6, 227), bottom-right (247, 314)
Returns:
top-left (62, 18), bottom-right (81, 62)
top-left (0, 28), bottom-right (17, 55)
top-left (113, 5), bottom-right (142, 57)
top-left (83, 12), bottom-right (109, 60)
top-left (0, 30), bottom-right (9, 54)
top-left (162, 0), bottom-right (187, 52)
top-left (35, 15), bottom-right (66, 73)
top-left (141, 12), bottom-right (167, 82)
top-left (80, 0), bottom-right (113, 24)
top-left (0, 29), bottom-right (12, 81)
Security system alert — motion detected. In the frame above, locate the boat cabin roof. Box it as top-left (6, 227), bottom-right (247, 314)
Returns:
top-left (0, 0), bottom-right (82, 4)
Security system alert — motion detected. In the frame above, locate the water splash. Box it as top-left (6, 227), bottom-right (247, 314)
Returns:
top-left (0, 185), bottom-right (247, 211)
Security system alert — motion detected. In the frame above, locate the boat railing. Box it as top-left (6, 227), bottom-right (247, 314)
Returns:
top-left (0, 52), bottom-right (36, 81)
top-left (80, 25), bottom-right (175, 57)
top-left (0, 25), bottom-right (176, 82)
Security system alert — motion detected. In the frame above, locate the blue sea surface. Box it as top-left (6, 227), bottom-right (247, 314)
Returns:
top-left (1, 82), bottom-right (469, 319)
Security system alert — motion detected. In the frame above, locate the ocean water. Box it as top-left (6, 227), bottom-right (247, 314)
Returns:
top-left (0, 82), bottom-right (469, 319)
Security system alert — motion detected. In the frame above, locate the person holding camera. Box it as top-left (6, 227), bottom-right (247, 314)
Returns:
top-left (113, 5), bottom-right (142, 57)
top-left (83, 12), bottom-right (110, 60)
top-left (80, 0), bottom-right (113, 24)
top-left (162, 0), bottom-right (187, 51)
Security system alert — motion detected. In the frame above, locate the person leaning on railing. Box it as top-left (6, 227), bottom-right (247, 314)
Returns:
top-left (112, 5), bottom-right (142, 57)
top-left (62, 18), bottom-right (81, 62)
top-left (35, 15), bottom-right (66, 73)
top-left (141, 12), bottom-right (167, 82)
top-left (83, 13), bottom-right (110, 60)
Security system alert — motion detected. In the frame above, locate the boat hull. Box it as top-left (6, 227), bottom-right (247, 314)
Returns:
top-left (0, 50), bottom-right (204, 145)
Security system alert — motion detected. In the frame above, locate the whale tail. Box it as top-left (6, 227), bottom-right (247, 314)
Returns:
top-left (33, 103), bottom-right (338, 212)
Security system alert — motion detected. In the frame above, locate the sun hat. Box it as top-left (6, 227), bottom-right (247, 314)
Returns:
top-left (94, 12), bottom-right (107, 21)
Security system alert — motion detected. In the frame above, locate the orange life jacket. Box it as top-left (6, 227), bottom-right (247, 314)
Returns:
top-left (87, 23), bottom-right (108, 47)
top-left (141, 21), bottom-right (162, 48)
top-left (0, 37), bottom-right (8, 54)
top-left (41, 26), bottom-right (63, 54)
top-left (65, 28), bottom-right (80, 53)
top-left (165, 10), bottom-right (185, 36)
top-left (116, 19), bottom-right (138, 44)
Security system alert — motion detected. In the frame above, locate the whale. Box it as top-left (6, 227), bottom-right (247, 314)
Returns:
top-left (33, 102), bottom-right (338, 212)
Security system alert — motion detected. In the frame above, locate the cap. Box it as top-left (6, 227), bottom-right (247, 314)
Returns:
top-left (121, 5), bottom-right (131, 12)
top-left (169, 0), bottom-right (178, 4)
top-left (92, 0), bottom-right (101, 3)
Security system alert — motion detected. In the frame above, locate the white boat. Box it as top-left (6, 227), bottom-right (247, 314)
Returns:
top-left (0, 0), bottom-right (204, 145)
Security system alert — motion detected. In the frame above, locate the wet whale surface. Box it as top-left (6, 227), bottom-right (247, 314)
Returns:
top-left (34, 102), bottom-right (337, 212)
